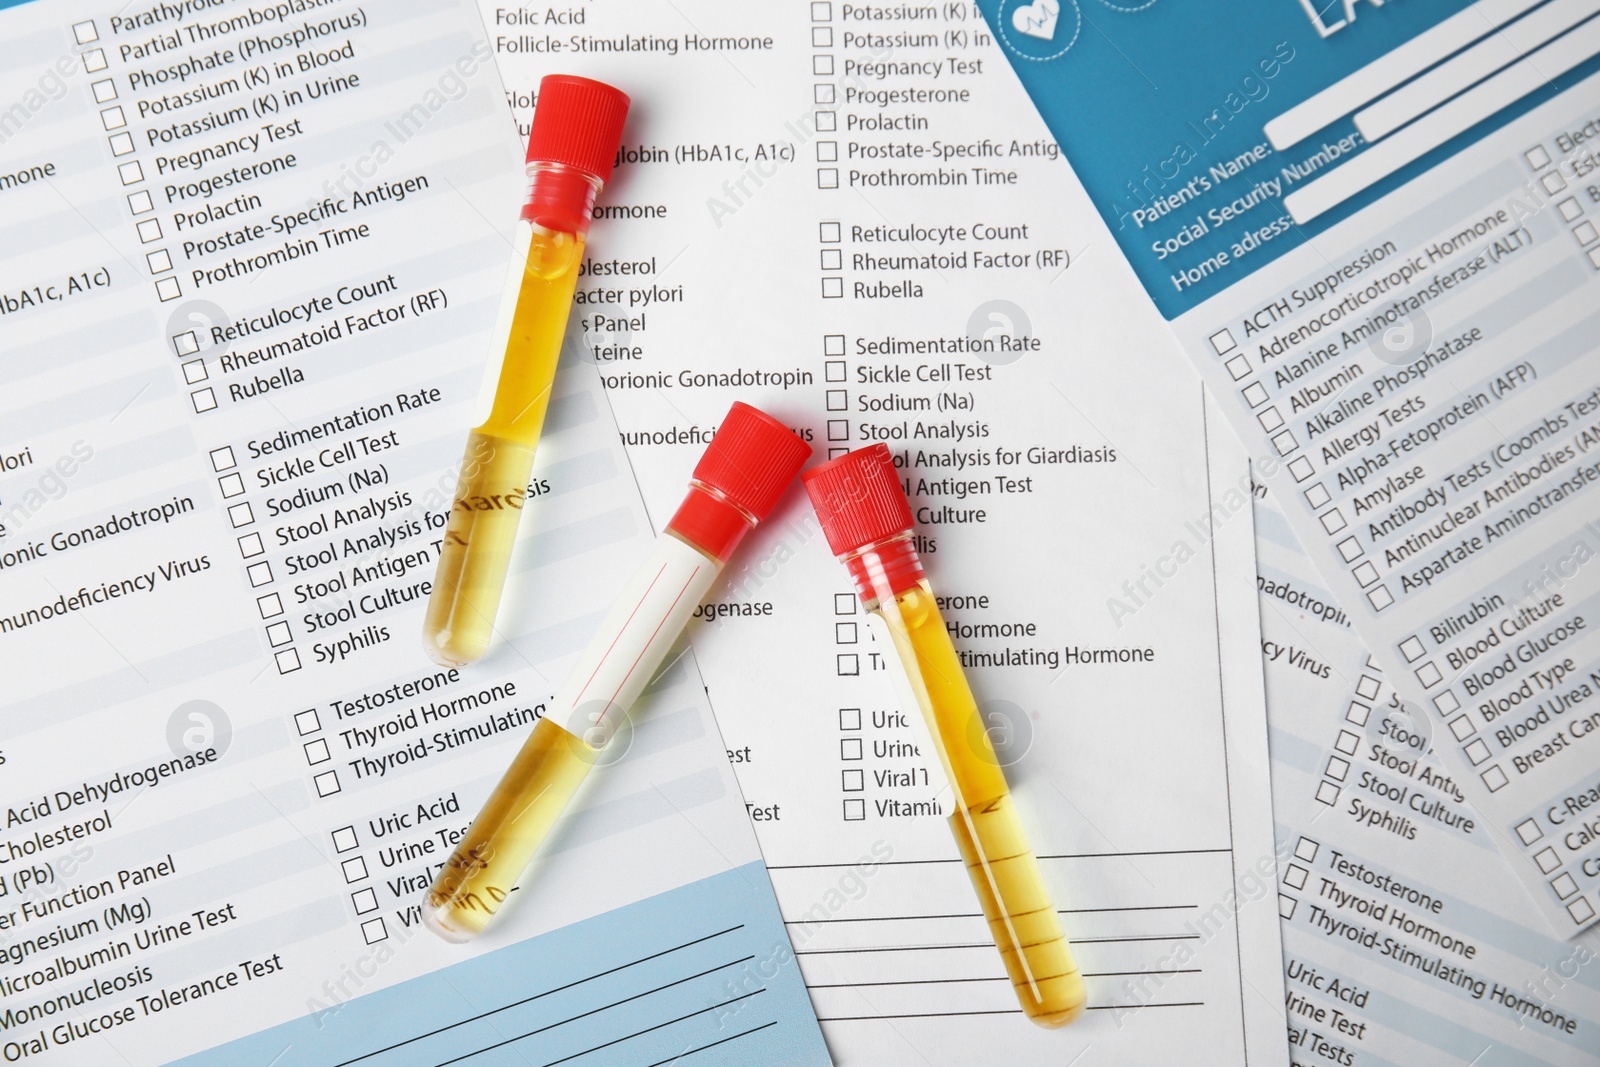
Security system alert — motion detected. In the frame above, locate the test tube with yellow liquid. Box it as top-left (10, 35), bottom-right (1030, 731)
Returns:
top-left (424, 404), bottom-right (813, 941)
top-left (804, 444), bottom-right (1086, 1027)
top-left (423, 76), bottom-right (630, 667)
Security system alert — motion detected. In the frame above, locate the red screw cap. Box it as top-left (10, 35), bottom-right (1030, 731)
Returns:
top-left (802, 444), bottom-right (914, 558)
top-left (693, 403), bottom-right (812, 522)
top-left (526, 74), bottom-right (630, 183)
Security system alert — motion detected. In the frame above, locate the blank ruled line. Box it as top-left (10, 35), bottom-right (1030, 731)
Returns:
top-left (820, 1003), bottom-right (1204, 1021)
top-left (804, 968), bottom-right (1203, 990)
top-left (640, 1021), bottom-right (779, 1067)
top-left (795, 934), bottom-right (1200, 956)
top-left (767, 848), bottom-right (1231, 871)
top-left (331, 925), bottom-right (746, 1067)
top-left (784, 903), bottom-right (1196, 924)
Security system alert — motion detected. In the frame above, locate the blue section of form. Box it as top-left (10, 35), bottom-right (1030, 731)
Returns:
top-left (173, 862), bottom-right (830, 1067)
top-left (979, 0), bottom-right (1600, 317)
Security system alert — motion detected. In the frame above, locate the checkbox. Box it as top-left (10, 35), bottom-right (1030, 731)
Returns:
top-left (1367, 585), bottom-right (1395, 610)
top-left (101, 105), bottom-right (125, 131)
top-left (361, 918), bottom-right (389, 944)
top-left (156, 277), bottom-right (181, 301)
top-left (118, 160), bottom-right (144, 185)
top-left (92, 78), bottom-right (118, 102)
top-left (835, 621), bottom-right (858, 643)
top-left (1448, 715), bottom-right (1476, 741)
top-left (1278, 894), bottom-right (1297, 919)
top-left (295, 708), bottom-right (321, 735)
top-left (266, 620), bottom-right (293, 647)
top-left (1283, 863), bottom-right (1308, 890)
top-left (304, 738), bottom-right (331, 765)
top-left (1333, 730), bottom-right (1360, 755)
top-left (128, 189), bottom-right (153, 214)
top-left (257, 592), bottom-right (284, 618)
top-left (81, 48), bottom-right (107, 72)
top-left (351, 888), bottom-right (379, 915)
top-left (332, 826), bottom-right (359, 852)
top-left (137, 219), bottom-right (164, 244)
top-left (1319, 508), bottom-right (1347, 534)
top-left (1209, 328), bottom-right (1237, 355)
top-left (1336, 536), bottom-right (1363, 562)
top-left (1588, 247), bottom-right (1600, 270)
top-left (182, 358), bottom-right (208, 384)
top-left (174, 330), bottom-right (200, 355)
top-left (837, 653), bottom-right (859, 676)
top-left (73, 19), bottom-right (99, 43)
top-left (228, 503), bottom-right (254, 528)
top-left (1535, 847), bottom-right (1561, 873)
top-left (835, 593), bottom-right (856, 615)
top-left (1325, 755), bottom-right (1349, 781)
top-left (1271, 429), bottom-right (1298, 456)
top-left (1552, 873), bottom-right (1580, 899)
top-left (1567, 897), bottom-right (1595, 925)
top-left (1541, 171), bottom-right (1567, 194)
top-left (842, 768), bottom-right (864, 791)
top-left (1304, 483), bottom-right (1331, 509)
top-left (316, 768), bottom-right (343, 797)
top-left (817, 169), bottom-right (839, 190)
top-left (277, 648), bottom-right (302, 675)
top-left (813, 55), bottom-right (834, 75)
top-left (825, 360), bottom-right (847, 382)
top-left (147, 249), bottom-right (173, 274)
top-left (1464, 739), bottom-right (1492, 765)
top-left (816, 140), bottom-right (839, 164)
top-left (1398, 636), bottom-right (1425, 662)
top-left (1346, 701), bottom-right (1370, 726)
top-left (247, 561), bottom-right (274, 587)
top-left (191, 387), bottom-right (218, 413)
top-left (1558, 197), bottom-right (1583, 221)
top-left (1224, 353), bottom-right (1251, 380)
top-left (1525, 145), bottom-right (1552, 169)
top-left (1352, 561), bottom-right (1380, 587)
top-left (1433, 689), bottom-right (1460, 714)
top-left (841, 737), bottom-right (862, 760)
top-left (825, 389), bottom-right (848, 411)
top-left (815, 110), bottom-right (836, 132)
top-left (1294, 837), bottom-right (1319, 863)
top-left (238, 532), bottom-right (264, 558)
top-left (1288, 456), bottom-right (1315, 482)
top-left (209, 445), bottom-right (236, 471)
top-left (821, 248), bottom-right (842, 269)
top-left (1315, 781), bottom-right (1340, 806)
top-left (1414, 662), bottom-right (1442, 687)
top-left (839, 707), bottom-right (861, 730)
top-left (1257, 406), bottom-right (1285, 432)
top-left (811, 2), bottom-right (832, 20)
top-left (819, 221), bottom-right (841, 242)
top-left (812, 26), bottom-right (833, 46)
top-left (814, 84), bottom-right (836, 104)
top-left (218, 472), bottom-right (245, 498)
top-left (108, 132), bottom-right (135, 156)
top-left (1516, 818), bottom-right (1545, 844)
top-left (821, 277), bottom-right (843, 297)
top-left (1241, 382), bottom-right (1269, 407)
top-left (1574, 221), bottom-right (1599, 246)
top-left (842, 798), bottom-right (865, 821)
top-left (1481, 765), bottom-right (1509, 792)
top-left (827, 419), bottom-right (849, 441)
top-left (824, 334), bottom-right (846, 356)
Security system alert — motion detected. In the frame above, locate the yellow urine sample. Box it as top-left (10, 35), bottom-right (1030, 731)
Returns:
top-left (874, 580), bottom-right (1086, 1027)
top-left (423, 227), bottom-right (586, 667)
top-left (424, 716), bottom-right (596, 941)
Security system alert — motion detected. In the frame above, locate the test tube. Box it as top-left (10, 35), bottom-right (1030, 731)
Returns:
top-left (422, 75), bottom-right (631, 667)
top-left (803, 444), bottom-right (1086, 1027)
top-left (424, 403), bottom-right (812, 941)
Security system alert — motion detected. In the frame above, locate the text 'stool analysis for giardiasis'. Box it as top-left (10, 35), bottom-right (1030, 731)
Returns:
top-left (0, 0), bottom-right (829, 1064)
top-left (986, 0), bottom-right (1600, 935)
top-left (482, 3), bottom-right (1289, 1062)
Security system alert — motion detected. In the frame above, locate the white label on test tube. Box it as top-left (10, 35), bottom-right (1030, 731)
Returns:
top-left (551, 534), bottom-right (719, 746)
top-left (864, 612), bottom-right (956, 806)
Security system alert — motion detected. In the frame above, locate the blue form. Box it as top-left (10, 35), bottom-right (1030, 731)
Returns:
top-left (173, 862), bottom-right (831, 1067)
top-left (978, 0), bottom-right (1600, 316)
